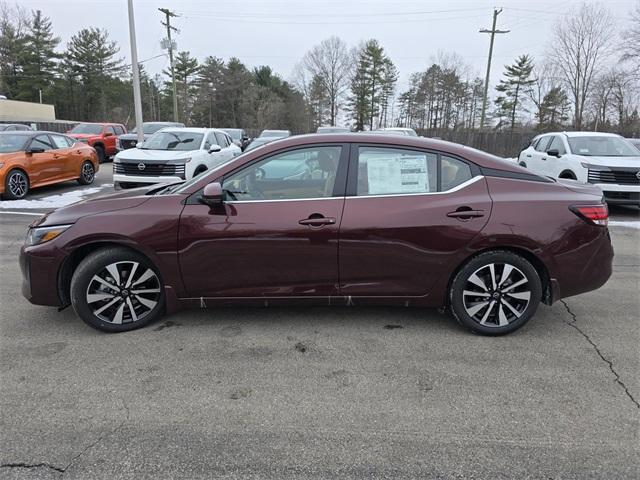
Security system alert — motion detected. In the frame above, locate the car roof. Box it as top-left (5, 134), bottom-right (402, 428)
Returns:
top-left (541, 131), bottom-right (622, 138)
top-left (0, 130), bottom-right (65, 136)
top-left (154, 127), bottom-right (224, 134)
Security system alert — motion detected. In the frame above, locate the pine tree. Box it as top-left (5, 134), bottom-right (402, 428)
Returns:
top-left (0, 9), bottom-right (27, 98)
top-left (17, 10), bottom-right (59, 102)
top-left (164, 51), bottom-right (198, 124)
top-left (493, 55), bottom-right (535, 132)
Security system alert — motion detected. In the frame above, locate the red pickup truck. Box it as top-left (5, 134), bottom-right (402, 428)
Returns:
top-left (67, 122), bottom-right (127, 163)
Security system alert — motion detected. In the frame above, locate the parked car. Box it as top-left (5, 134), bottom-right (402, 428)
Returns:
top-left (112, 127), bottom-right (240, 189)
top-left (116, 122), bottom-right (184, 151)
top-left (0, 124), bottom-right (32, 131)
top-left (374, 127), bottom-right (418, 136)
top-left (317, 126), bottom-right (351, 134)
top-left (20, 134), bottom-right (612, 335)
top-left (0, 131), bottom-right (98, 200)
top-left (67, 122), bottom-right (126, 163)
top-left (518, 132), bottom-right (640, 206)
top-left (244, 137), bottom-right (280, 152)
top-left (259, 129), bottom-right (291, 138)
top-left (220, 128), bottom-right (250, 151)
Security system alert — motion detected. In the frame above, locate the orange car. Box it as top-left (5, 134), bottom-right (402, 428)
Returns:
top-left (0, 131), bottom-right (99, 200)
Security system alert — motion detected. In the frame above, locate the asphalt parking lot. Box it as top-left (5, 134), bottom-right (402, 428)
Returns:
top-left (1, 165), bottom-right (638, 479)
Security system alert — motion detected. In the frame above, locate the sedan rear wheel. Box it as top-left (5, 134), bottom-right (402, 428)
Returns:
top-left (449, 251), bottom-right (542, 335)
top-left (70, 247), bottom-right (165, 332)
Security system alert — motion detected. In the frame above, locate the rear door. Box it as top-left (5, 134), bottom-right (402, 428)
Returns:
top-left (178, 144), bottom-right (348, 298)
top-left (338, 144), bottom-right (492, 298)
top-left (26, 134), bottom-right (60, 185)
top-left (49, 134), bottom-right (78, 179)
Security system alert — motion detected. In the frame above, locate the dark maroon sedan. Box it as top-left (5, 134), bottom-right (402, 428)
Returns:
top-left (20, 134), bottom-right (613, 335)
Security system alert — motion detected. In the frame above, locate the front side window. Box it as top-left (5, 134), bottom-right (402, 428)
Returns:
top-left (30, 135), bottom-right (54, 151)
top-left (50, 134), bottom-right (72, 149)
top-left (223, 146), bottom-right (342, 201)
top-left (215, 132), bottom-right (228, 148)
top-left (547, 136), bottom-right (566, 155)
top-left (105, 126), bottom-right (117, 135)
top-left (356, 147), bottom-right (437, 196)
top-left (534, 136), bottom-right (551, 152)
top-left (204, 132), bottom-right (217, 150)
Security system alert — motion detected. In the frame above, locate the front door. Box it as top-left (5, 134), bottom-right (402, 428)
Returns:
top-left (178, 144), bottom-right (347, 298)
top-left (339, 145), bottom-right (492, 298)
top-left (27, 134), bottom-right (60, 185)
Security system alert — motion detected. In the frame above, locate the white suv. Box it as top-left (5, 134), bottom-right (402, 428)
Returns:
top-left (518, 132), bottom-right (640, 206)
top-left (113, 127), bottom-right (241, 188)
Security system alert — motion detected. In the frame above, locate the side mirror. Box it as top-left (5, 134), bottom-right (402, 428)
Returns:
top-left (26, 146), bottom-right (45, 154)
top-left (200, 182), bottom-right (223, 206)
top-left (547, 149), bottom-right (560, 158)
top-left (104, 132), bottom-right (113, 137)
top-left (208, 144), bottom-right (222, 153)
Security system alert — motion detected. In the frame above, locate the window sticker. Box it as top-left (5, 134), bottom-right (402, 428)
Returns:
top-left (365, 151), bottom-right (429, 194)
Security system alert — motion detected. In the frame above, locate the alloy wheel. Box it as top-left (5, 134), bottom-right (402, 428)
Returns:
top-left (462, 262), bottom-right (531, 327)
top-left (8, 172), bottom-right (28, 198)
top-left (86, 261), bottom-right (161, 324)
top-left (82, 163), bottom-right (95, 183)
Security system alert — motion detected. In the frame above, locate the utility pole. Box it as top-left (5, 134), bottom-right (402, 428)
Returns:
top-left (479, 8), bottom-right (509, 130)
top-left (128, 0), bottom-right (144, 144)
top-left (159, 7), bottom-right (179, 122)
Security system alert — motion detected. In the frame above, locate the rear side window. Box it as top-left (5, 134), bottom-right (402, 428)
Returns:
top-left (50, 134), bottom-right (72, 149)
top-left (355, 147), bottom-right (474, 196)
top-left (441, 155), bottom-right (473, 190)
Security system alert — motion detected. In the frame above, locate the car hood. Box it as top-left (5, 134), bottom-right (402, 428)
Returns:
top-left (577, 155), bottom-right (640, 169)
top-left (35, 186), bottom-right (160, 227)
top-left (68, 133), bottom-right (97, 139)
top-left (114, 148), bottom-right (197, 162)
top-left (118, 133), bottom-right (149, 141)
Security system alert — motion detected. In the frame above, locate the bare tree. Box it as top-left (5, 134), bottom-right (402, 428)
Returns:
top-left (301, 36), bottom-right (354, 126)
top-left (621, 1), bottom-right (640, 70)
top-left (547, 3), bottom-right (614, 129)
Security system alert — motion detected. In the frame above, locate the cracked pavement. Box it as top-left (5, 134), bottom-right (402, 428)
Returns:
top-left (1, 205), bottom-right (638, 479)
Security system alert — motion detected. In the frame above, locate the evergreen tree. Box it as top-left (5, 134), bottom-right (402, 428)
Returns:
top-left (166, 51), bottom-right (199, 124)
top-left (0, 9), bottom-right (27, 98)
top-left (63, 27), bottom-right (123, 120)
top-left (16, 10), bottom-right (59, 102)
top-left (493, 55), bottom-right (535, 132)
top-left (536, 86), bottom-right (570, 131)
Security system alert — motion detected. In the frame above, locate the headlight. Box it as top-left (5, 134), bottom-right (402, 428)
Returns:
top-left (26, 224), bottom-right (72, 246)
top-left (183, 157), bottom-right (191, 163)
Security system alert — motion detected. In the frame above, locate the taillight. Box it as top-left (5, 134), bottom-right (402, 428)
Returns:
top-left (570, 204), bottom-right (608, 226)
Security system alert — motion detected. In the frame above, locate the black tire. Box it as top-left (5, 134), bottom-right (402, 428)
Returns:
top-left (3, 168), bottom-right (29, 200)
top-left (77, 161), bottom-right (95, 185)
top-left (70, 247), bottom-right (165, 332)
top-left (94, 145), bottom-right (105, 164)
top-left (449, 250), bottom-right (542, 336)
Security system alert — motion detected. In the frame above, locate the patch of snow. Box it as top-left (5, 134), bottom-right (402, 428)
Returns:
top-left (0, 185), bottom-right (108, 210)
top-left (608, 220), bottom-right (640, 230)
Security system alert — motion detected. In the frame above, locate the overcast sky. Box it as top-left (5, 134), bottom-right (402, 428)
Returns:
top-left (14, 0), bottom-right (637, 90)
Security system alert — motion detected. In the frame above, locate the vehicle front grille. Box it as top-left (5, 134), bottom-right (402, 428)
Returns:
top-left (588, 168), bottom-right (640, 185)
top-left (114, 162), bottom-right (185, 178)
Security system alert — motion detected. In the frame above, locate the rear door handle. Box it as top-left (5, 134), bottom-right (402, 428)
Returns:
top-left (299, 216), bottom-right (336, 226)
top-left (447, 210), bottom-right (485, 219)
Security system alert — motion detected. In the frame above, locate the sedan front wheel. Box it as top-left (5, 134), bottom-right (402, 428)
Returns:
top-left (70, 247), bottom-right (165, 332)
top-left (449, 251), bottom-right (542, 335)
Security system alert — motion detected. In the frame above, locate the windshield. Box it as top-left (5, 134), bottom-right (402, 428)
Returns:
top-left (70, 123), bottom-right (102, 135)
top-left (223, 129), bottom-right (242, 140)
top-left (171, 155), bottom-right (241, 194)
top-left (142, 131), bottom-right (203, 151)
top-left (0, 134), bottom-right (28, 153)
top-left (568, 136), bottom-right (639, 157)
top-left (260, 130), bottom-right (289, 138)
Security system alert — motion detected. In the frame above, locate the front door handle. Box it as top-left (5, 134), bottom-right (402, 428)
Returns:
top-left (447, 209), bottom-right (485, 219)
top-left (541, 157), bottom-right (547, 161)
top-left (526, 154), bottom-right (532, 158)
top-left (299, 216), bottom-right (336, 227)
